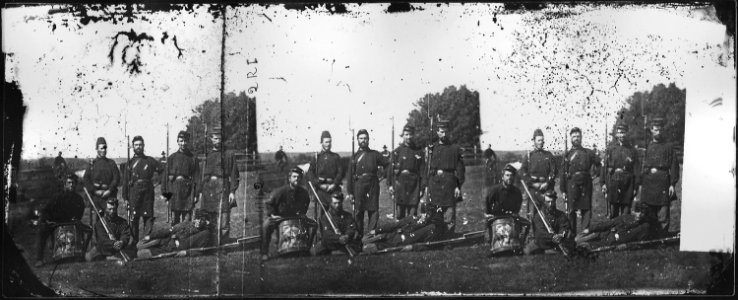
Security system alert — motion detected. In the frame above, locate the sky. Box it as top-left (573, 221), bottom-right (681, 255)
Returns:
top-left (2, 3), bottom-right (730, 159)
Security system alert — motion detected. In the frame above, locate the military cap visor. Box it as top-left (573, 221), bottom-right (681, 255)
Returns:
top-left (402, 125), bottom-right (415, 134)
top-left (436, 120), bottom-right (450, 129)
top-left (331, 191), bottom-right (345, 200)
top-left (321, 130), bottom-right (332, 140)
top-left (503, 164), bottom-right (517, 174)
top-left (615, 123), bottom-right (629, 131)
top-left (177, 130), bottom-right (191, 140)
top-left (106, 198), bottom-right (119, 205)
top-left (290, 167), bottom-right (304, 176)
top-left (649, 117), bottom-right (666, 127)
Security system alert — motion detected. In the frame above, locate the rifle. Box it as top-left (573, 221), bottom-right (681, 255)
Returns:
top-left (604, 115), bottom-right (610, 219)
top-left (423, 95), bottom-right (433, 205)
top-left (166, 123), bottom-right (171, 224)
top-left (390, 116), bottom-right (396, 219)
top-left (83, 187), bottom-right (131, 262)
top-left (125, 135), bottom-right (133, 228)
top-left (563, 129), bottom-right (569, 215)
top-left (350, 122), bottom-right (356, 215)
top-left (590, 235), bottom-right (680, 253)
top-left (198, 124), bottom-right (208, 207)
top-left (521, 179), bottom-right (570, 257)
top-left (372, 230), bottom-right (485, 254)
top-left (308, 181), bottom-right (357, 257)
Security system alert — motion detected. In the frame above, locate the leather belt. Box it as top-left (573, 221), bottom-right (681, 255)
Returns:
top-left (434, 169), bottom-right (455, 175)
top-left (174, 176), bottom-right (191, 181)
top-left (209, 176), bottom-right (222, 181)
top-left (529, 176), bottom-right (548, 182)
top-left (318, 177), bottom-right (335, 184)
top-left (572, 171), bottom-right (590, 176)
top-left (358, 173), bottom-right (375, 177)
top-left (613, 168), bottom-right (626, 173)
top-left (93, 183), bottom-right (109, 189)
top-left (134, 179), bottom-right (151, 184)
top-left (400, 170), bottom-right (417, 175)
top-left (649, 168), bottom-right (668, 174)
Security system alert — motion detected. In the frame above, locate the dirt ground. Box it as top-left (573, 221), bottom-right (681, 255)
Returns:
top-left (9, 164), bottom-right (712, 296)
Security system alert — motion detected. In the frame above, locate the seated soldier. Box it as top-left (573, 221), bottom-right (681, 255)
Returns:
top-left (523, 190), bottom-right (573, 255)
top-left (85, 198), bottom-right (136, 262)
top-left (261, 167), bottom-right (317, 260)
top-left (311, 191), bottom-right (361, 256)
top-left (575, 202), bottom-right (664, 249)
top-left (137, 209), bottom-right (214, 258)
top-left (485, 164), bottom-right (523, 217)
top-left (362, 202), bottom-right (446, 253)
top-left (34, 173), bottom-right (87, 267)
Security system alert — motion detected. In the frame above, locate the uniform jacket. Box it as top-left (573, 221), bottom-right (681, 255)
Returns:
top-left (41, 191), bottom-right (85, 223)
top-left (521, 148), bottom-right (556, 187)
top-left (266, 184), bottom-right (311, 217)
top-left (83, 156), bottom-right (120, 195)
top-left (485, 183), bottom-right (523, 216)
top-left (94, 214), bottom-right (132, 256)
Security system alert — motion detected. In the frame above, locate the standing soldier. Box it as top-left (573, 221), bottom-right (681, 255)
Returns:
top-left (83, 137), bottom-right (120, 227)
top-left (123, 136), bottom-right (163, 243)
top-left (639, 117), bottom-right (679, 232)
top-left (425, 120), bottom-right (465, 233)
top-left (199, 126), bottom-right (240, 239)
top-left (388, 125), bottom-right (425, 219)
top-left (347, 129), bottom-right (389, 237)
top-left (602, 122), bottom-right (640, 218)
top-left (308, 131), bottom-right (344, 220)
top-left (560, 127), bottom-right (601, 235)
top-left (163, 130), bottom-right (200, 225)
top-left (520, 129), bottom-right (557, 220)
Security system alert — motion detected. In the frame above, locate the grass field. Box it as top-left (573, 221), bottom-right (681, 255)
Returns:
top-left (9, 162), bottom-right (714, 296)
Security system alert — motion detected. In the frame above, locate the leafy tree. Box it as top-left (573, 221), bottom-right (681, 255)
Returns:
top-left (186, 91), bottom-right (257, 155)
top-left (405, 85), bottom-right (482, 148)
top-left (614, 83), bottom-right (685, 149)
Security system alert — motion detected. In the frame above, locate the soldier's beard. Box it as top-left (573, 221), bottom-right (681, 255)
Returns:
top-left (359, 142), bottom-right (368, 149)
top-left (134, 149), bottom-right (144, 155)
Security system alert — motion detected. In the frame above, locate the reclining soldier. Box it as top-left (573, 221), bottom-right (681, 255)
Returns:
top-left (362, 202), bottom-right (446, 253)
top-left (575, 202), bottom-right (664, 249)
top-left (137, 209), bottom-right (214, 258)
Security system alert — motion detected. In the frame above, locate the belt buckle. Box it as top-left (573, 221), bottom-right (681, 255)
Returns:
top-left (650, 168), bottom-right (657, 174)
top-left (401, 170), bottom-right (410, 174)
top-left (211, 176), bottom-right (219, 180)
top-left (436, 170), bottom-right (443, 175)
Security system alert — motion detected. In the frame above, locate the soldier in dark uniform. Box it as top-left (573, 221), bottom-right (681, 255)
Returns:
top-left (312, 191), bottom-right (361, 256)
top-left (523, 190), bottom-right (573, 255)
top-left (308, 130), bottom-right (344, 218)
top-left (560, 127), bottom-right (601, 235)
top-left (261, 167), bottom-right (316, 260)
top-left (575, 202), bottom-right (664, 249)
top-left (639, 117), bottom-right (680, 232)
top-left (53, 151), bottom-right (67, 181)
top-left (379, 145), bottom-right (390, 181)
top-left (602, 123), bottom-right (640, 218)
top-left (520, 129), bottom-right (557, 220)
top-left (485, 164), bottom-right (524, 217)
top-left (163, 130), bottom-right (200, 225)
top-left (137, 209), bottom-right (213, 258)
top-left (123, 136), bottom-right (164, 243)
top-left (85, 198), bottom-right (136, 262)
top-left (275, 146), bottom-right (288, 171)
top-left (83, 137), bottom-right (120, 228)
top-left (425, 120), bottom-right (465, 233)
top-left (34, 174), bottom-right (86, 267)
top-left (198, 126), bottom-right (240, 239)
top-left (388, 125), bottom-right (425, 219)
top-left (347, 129), bottom-right (389, 236)
top-left (362, 202), bottom-right (446, 253)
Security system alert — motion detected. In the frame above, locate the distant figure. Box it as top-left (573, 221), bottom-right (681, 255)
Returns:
top-left (275, 146), bottom-right (288, 171)
top-left (381, 145), bottom-right (390, 158)
top-left (53, 151), bottom-right (67, 181)
top-left (483, 144), bottom-right (498, 184)
top-left (379, 145), bottom-right (390, 181)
